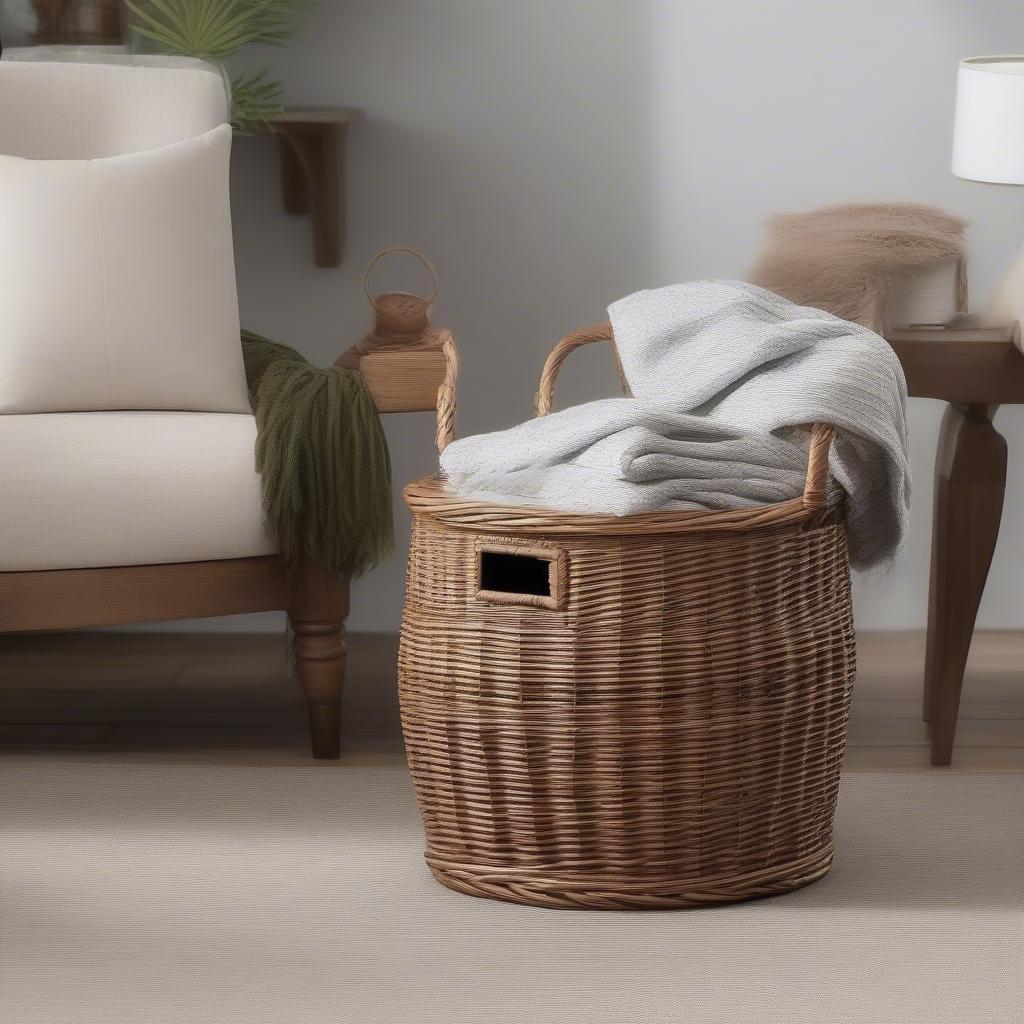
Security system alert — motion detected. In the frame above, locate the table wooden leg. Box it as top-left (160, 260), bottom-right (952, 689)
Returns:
top-left (923, 403), bottom-right (1006, 765)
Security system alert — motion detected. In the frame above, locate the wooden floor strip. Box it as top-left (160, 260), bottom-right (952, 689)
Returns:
top-left (1, 630), bottom-right (1021, 771)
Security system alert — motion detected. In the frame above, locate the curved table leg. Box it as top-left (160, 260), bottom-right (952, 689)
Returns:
top-left (923, 404), bottom-right (1007, 765)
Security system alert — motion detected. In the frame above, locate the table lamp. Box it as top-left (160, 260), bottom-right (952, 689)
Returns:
top-left (953, 55), bottom-right (1024, 348)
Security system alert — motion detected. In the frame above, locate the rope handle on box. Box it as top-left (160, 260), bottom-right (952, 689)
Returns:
top-left (364, 247), bottom-right (439, 309)
top-left (535, 321), bottom-right (835, 512)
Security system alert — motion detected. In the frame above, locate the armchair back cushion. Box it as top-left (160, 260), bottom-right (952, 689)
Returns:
top-left (0, 48), bottom-right (230, 159)
top-left (0, 54), bottom-right (248, 414)
top-left (0, 123), bottom-right (249, 413)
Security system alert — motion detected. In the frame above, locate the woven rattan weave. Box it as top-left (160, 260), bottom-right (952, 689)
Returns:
top-left (398, 324), bottom-right (856, 909)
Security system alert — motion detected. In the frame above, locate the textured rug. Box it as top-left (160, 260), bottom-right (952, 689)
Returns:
top-left (1, 762), bottom-right (1020, 1024)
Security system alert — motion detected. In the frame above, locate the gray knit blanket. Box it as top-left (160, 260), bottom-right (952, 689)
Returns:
top-left (441, 281), bottom-right (910, 569)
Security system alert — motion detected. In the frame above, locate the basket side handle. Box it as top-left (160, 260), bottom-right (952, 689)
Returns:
top-left (535, 322), bottom-right (834, 509)
top-left (435, 330), bottom-right (460, 454)
top-left (535, 322), bottom-right (630, 417)
top-left (803, 424), bottom-right (835, 510)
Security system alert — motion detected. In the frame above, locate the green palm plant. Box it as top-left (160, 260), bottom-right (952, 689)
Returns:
top-left (226, 71), bottom-right (285, 133)
top-left (123, 0), bottom-right (315, 132)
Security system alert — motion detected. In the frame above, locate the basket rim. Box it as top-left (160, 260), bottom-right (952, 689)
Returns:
top-left (404, 475), bottom-right (842, 537)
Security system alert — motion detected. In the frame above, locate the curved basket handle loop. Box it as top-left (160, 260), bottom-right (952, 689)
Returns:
top-left (537, 323), bottom-right (834, 513)
top-left (535, 322), bottom-right (629, 417)
top-left (364, 247), bottom-right (439, 309)
top-left (802, 424), bottom-right (835, 510)
top-left (435, 330), bottom-right (460, 454)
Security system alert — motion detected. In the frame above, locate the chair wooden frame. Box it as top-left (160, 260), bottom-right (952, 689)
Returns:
top-left (0, 336), bottom-right (459, 760)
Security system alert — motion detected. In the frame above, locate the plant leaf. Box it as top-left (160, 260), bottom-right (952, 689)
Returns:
top-left (124, 0), bottom-right (315, 60)
top-left (230, 70), bottom-right (285, 134)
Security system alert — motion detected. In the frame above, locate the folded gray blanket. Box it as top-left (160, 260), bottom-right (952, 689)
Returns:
top-left (441, 280), bottom-right (910, 569)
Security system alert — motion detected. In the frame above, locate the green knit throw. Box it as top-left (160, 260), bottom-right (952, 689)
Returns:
top-left (241, 331), bottom-right (394, 578)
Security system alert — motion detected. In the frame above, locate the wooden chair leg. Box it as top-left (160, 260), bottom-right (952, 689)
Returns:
top-left (924, 404), bottom-right (1006, 766)
top-left (288, 562), bottom-right (350, 760)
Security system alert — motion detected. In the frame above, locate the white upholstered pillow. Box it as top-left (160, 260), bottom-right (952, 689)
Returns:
top-left (0, 123), bottom-right (249, 414)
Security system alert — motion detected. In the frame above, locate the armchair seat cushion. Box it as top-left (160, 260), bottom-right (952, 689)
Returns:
top-left (0, 412), bottom-right (275, 572)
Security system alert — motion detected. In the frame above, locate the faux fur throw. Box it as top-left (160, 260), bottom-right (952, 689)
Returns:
top-left (441, 281), bottom-right (910, 570)
top-left (750, 203), bottom-right (967, 332)
top-left (241, 332), bottom-right (393, 578)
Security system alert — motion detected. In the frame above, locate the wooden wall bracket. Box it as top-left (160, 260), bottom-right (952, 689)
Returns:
top-left (271, 107), bottom-right (362, 269)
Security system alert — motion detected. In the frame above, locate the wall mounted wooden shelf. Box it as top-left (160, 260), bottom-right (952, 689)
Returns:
top-left (270, 107), bottom-right (362, 269)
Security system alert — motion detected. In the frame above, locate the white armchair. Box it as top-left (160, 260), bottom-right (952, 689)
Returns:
top-left (0, 50), bottom-right (403, 759)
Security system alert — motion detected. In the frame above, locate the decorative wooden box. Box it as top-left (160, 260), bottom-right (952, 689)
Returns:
top-left (354, 348), bottom-right (449, 413)
top-left (340, 248), bottom-right (451, 413)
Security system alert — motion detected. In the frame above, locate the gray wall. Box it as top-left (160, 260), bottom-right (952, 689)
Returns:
top-left (222, 0), bottom-right (1024, 633)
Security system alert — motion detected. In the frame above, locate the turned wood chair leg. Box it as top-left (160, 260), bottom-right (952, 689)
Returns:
top-left (923, 404), bottom-right (1006, 766)
top-left (288, 562), bottom-right (351, 760)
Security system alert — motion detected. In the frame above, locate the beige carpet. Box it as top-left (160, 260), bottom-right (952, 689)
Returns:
top-left (1, 761), bottom-right (1021, 1024)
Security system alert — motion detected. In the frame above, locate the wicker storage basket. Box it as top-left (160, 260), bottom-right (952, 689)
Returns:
top-left (399, 324), bottom-right (856, 909)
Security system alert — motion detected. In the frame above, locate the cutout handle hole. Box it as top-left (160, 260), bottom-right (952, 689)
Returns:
top-left (479, 551), bottom-right (552, 597)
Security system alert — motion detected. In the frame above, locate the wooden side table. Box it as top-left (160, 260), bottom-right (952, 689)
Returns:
top-left (886, 323), bottom-right (1023, 764)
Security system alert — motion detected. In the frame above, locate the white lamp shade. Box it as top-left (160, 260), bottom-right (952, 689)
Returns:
top-left (953, 56), bottom-right (1024, 184)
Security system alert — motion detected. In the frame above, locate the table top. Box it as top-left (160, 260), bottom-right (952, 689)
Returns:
top-left (885, 324), bottom-right (1024, 405)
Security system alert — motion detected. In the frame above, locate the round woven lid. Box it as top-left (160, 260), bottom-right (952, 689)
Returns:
top-left (404, 476), bottom-right (830, 537)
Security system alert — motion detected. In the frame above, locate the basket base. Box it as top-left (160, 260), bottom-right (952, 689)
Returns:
top-left (426, 847), bottom-right (835, 910)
